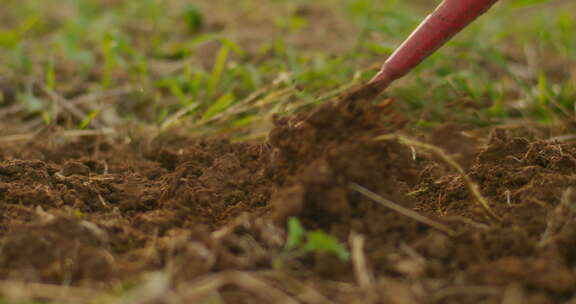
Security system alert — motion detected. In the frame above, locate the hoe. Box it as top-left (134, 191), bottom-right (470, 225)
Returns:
top-left (369, 0), bottom-right (500, 92)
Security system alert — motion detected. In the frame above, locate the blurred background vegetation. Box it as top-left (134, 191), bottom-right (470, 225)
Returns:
top-left (0, 0), bottom-right (574, 138)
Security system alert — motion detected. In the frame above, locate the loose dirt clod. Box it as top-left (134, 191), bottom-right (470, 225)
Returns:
top-left (1, 87), bottom-right (575, 303)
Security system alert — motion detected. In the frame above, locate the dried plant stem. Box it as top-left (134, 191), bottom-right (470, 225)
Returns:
top-left (0, 128), bottom-right (115, 143)
top-left (375, 134), bottom-right (501, 221)
top-left (256, 270), bottom-right (333, 303)
top-left (38, 82), bottom-right (103, 128)
top-left (350, 233), bottom-right (376, 303)
top-left (0, 281), bottom-right (98, 304)
top-left (433, 285), bottom-right (502, 301)
top-left (179, 271), bottom-right (298, 304)
top-left (350, 183), bottom-right (456, 236)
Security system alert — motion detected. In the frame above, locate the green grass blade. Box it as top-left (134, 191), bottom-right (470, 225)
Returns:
top-left (208, 44), bottom-right (230, 94)
top-left (202, 93), bottom-right (234, 120)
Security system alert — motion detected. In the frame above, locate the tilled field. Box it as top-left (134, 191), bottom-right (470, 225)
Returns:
top-left (1, 86), bottom-right (575, 303)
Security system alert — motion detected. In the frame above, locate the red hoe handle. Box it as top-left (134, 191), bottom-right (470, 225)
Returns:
top-left (370, 0), bottom-right (500, 90)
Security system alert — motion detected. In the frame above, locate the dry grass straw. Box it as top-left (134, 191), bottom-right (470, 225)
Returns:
top-left (178, 271), bottom-right (298, 304)
top-left (350, 183), bottom-right (457, 236)
top-left (0, 128), bottom-right (115, 143)
top-left (0, 280), bottom-right (99, 304)
top-left (350, 233), bottom-right (376, 303)
top-left (374, 134), bottom-right (501, 221)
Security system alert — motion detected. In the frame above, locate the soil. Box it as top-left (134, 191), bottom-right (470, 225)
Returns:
top-left (1, 84), bottom-right (576, 303)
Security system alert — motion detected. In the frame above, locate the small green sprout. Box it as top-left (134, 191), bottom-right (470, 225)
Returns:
top-left (79, 109), bottom-right (101, 129)
top-left (285, 217), bottom-right (350, 261)
top-left (183, 6), bottom-right (204, 33)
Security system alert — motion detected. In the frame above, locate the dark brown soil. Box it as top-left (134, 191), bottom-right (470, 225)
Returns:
top-left (1, 84), bottom-right (576, 303)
